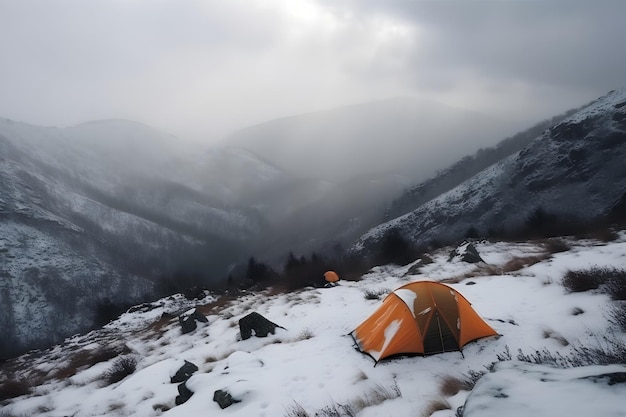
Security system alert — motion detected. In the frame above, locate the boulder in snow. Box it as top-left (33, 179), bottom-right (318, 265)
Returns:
top-left (175, 381), bottom-right (193, 405)
top-left (178, 308), bottom-right (208, 334)
top-left (213, 389), bottom-right (241, 409)
top-left (448, 241), bottom-right (485, 263)
top-left (170, 360), bottom-right (198, 383)
top-left (239, 312), bottom-right (285, 340)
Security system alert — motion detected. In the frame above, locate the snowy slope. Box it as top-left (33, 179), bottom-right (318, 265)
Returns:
top-left (0, 118), bottom-right (295, 358)
top-left (1, 233), bottom-right (625, 416)
top-left (352, 89), bottom-right (626, 253)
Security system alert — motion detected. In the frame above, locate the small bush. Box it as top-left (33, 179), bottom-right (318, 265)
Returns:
top-left (515, 335), bottom-right (626, 367)
top-left (562, 269), bottom-right (602, 292)
top-left (105, 356), bottom-right (137, 384)
top-left (363, 288), bottom-right (389, 300)
top-left (605, 271), bottom-right (626, 300)
top-left (562, 267), bottom-right (626, 297)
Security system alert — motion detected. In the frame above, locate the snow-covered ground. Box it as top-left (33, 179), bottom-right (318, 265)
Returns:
top-left (2, 234), bottom-right (626, 417)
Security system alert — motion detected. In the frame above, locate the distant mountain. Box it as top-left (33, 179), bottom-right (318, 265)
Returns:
top-left (227, 97), bottom-right (518, 182)
top-left (352, 89), bottom-right (626, 255)
top-left (0, 118), bottom-right (295, 358)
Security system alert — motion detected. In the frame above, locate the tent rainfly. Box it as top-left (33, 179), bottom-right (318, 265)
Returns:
top-left (351, 281), bottom-right (498, 363)
top-left (324, 271), bottom-right (340, 283)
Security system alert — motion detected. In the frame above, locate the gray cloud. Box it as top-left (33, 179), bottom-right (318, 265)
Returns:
top-left (0, 0), bottom-right (624, 143)
top-left (346, 1), bottom-right (626, 96)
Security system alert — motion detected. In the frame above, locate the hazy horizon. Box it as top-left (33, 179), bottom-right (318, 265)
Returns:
top-left (1, 0), bottom-right (625, 145)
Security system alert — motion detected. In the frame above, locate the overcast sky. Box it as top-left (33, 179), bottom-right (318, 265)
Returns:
top-left (1, 0), bottom-right (625, 143)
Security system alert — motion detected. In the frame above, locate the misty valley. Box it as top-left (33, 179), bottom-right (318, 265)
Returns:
top-left (1, 89), bottom-right (626, 364)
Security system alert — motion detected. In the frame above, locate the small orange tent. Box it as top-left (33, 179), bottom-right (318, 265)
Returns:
top-left (324, 271), bottom-right (340, 283)
top-left (351, 281), bottom-right (498, 362)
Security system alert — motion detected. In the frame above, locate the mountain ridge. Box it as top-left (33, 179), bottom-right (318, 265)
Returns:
top-left (352, 88), bottom-right (626, 254)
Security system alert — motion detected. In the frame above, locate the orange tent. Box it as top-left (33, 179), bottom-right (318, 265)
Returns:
top-left (324, 271), bottom-right (340, 283)
top-left (351, 281), bottom-right (498, 363)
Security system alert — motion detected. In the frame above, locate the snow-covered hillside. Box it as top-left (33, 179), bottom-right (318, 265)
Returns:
top-left (0, 118), bottom-right (296, 358)
top-left (353, 88), bottom-right (626, 254)
top-left (2, 233), bottom-right (625, 416)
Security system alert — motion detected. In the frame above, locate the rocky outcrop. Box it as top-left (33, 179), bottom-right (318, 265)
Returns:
top-left (239, 312), bottom-right (285, 340)
top-left (179, 309), bottom-right (208, 334)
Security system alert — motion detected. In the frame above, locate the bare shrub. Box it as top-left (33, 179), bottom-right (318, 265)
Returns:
top-left (515, 335), bottom-right (626, 368)
top-left (608, 303), bottom-right (626, 332)
top-left (605, 271), bottom-right (626, 300)
top-left (562, 269), bottom-right (602, 292)
top-left (363, 288), bottom-right (389, 300)
top-left (104, 355), bottom-right (137, 384)
top-left (464, 369), bottom-right (487, 389)
top-left (563, 267), bottom-right (626, 297)
top-left (284, 401), bottom-right (310, 417)
top-left (320, 403), bottom-right (355, 417)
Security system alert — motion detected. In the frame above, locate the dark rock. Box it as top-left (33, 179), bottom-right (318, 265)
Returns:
top-left (239, 312), bottom-right (285, 340)
top-left (213, 389), bottom-right (241, 409)
top-left (179, 315), bottom-right (197, 334)
top-left (175, 382), bottom-right (193, 405)
top-left (448, 242), bottom-right (485, 263)
top-left (170, 360), bottom-right (199, 383)
top-left (178, 308), bottom-right (208, 334)
top-left (127, 303), bottom-right (157, 314)
top-left (465, 281), bottom-right (476, 285)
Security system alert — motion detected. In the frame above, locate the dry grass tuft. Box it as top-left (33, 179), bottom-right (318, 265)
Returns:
top-left (104, 355), bottom-right (137, 384)
top-left (500, 255), bottom-right (547, 273)
top-left (52, 345), bottom-right (129, 381)
top-left (421, 398), bottom-right (451, 417)
top-left (438, 375), bottom-right (473, 397)
top-left (541, 238), bottom-right (571, 253)
top-left (351, 381), bottom-right (401, 411)
top-left (0, 379), bottom-right (31, 401)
